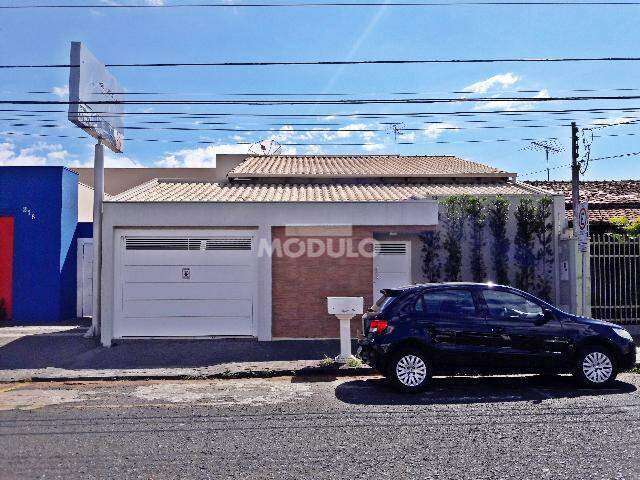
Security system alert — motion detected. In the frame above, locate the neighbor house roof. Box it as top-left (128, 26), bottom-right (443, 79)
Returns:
top-left (228, 155), bottom-right (515, 179)
top-left (525, 180), bottom-right (640, 223)
top-left (112, 179), bottom-right (548, 202)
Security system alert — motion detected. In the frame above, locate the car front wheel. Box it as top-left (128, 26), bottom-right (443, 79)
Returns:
top-left (574, 348), bottom-right (617, 387)
top-left (389, 349), bottom-right (432, 393)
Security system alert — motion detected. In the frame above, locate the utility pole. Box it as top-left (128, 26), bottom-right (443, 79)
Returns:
top-left (571, 122), bottom-right (580, 236)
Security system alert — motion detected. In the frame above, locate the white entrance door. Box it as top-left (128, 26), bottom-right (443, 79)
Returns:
top-left (77, 239), bottom-right (93, 318)
top-left (373, 241), bottom-right (412, 302)
top-left (115, 231), bottom-right (257, 338)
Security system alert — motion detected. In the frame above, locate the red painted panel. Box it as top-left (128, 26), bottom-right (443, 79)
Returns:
top-left (0, 217), bottom-right (14, 320)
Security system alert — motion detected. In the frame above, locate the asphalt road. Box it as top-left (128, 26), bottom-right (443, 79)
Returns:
top-left (1, 373), bottom-right (639, 480)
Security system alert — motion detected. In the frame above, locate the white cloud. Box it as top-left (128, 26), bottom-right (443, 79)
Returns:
top-left (362, 143), bottom-right (385, 152)
top-left (423, 123), bottom-right (459, 139)
top-left (398, 132), bottom-right (416, 142)
top-left (0, 141), bottom-right (72, 166)
top-left (155, 144), bottom-right (248, 168)
top-left (591, 116), bottom-right (636, 127)
top-left (52, 85), bottom-right (69, 99)
top-left (69, 147), bottom-right (144, 168)
top-left (474, 88), bottom-right (550, 112)
top-left (463, 73), bottom-right (520, 94)
top-left (305, 145), bottom-right (324, 155)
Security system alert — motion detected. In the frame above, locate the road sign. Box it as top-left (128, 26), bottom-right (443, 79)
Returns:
top-left (577, 201), bottom-right (589, 252)
top-left (68, 42), bottom-right (124, 153)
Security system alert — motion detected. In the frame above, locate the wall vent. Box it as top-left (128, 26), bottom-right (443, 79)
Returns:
top-left (126, 237), bottom-right (252, 251)
top-left (374, 242), bottom-right (408, 255)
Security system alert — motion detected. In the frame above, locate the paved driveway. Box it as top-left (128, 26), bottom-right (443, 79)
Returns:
top-left (1, 373), bottom-right (639, 479)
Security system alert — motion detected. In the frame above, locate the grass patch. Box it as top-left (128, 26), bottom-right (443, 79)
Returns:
top-left (319, 355), bottom-right (335, 367)
top-left (630, 365), bottom-right (640, 374)
top-left (346, 356), bottom-right (364, 368)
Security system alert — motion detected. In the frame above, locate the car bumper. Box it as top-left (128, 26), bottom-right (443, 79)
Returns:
top-left (356, 340), bottom-right (387, 372)
top-left (618, 344), bottom-right (637, 371)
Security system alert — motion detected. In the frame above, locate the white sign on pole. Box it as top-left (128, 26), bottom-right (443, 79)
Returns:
top-left (68, 42), bottom-right (124, 153)
top-left (577, 201), bottom-right (589, 252)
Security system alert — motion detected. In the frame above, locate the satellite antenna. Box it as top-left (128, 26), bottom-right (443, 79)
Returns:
top-left (248, 139), bottom-right (282, 156)
top-left (526, 139), bottom-right (564, 181)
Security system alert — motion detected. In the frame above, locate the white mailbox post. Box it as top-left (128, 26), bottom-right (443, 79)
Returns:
top-left (327, 296), bottom-right (364, 363)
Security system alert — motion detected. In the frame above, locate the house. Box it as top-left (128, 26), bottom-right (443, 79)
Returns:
top-left (0, 167), bottom-right (88, 323)
top-left (0, 161), bottom-right (241, 323)
top-left (96, 154), bottom-right (570, 346)
top-left (525, 180), bottom-right (640, 233)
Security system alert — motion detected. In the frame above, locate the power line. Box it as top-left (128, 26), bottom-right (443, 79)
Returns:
top-left (2, 1), bottom-right (640, 9)
top-left (519, 150), bottom-right (640, 176)
top-left (4, 56), bottom-right (640, 69)
top-left (2, 94), bottom-right (640, 106)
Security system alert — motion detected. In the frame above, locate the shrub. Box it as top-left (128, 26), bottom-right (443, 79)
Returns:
top-left (514, 198), bottom-right (537, 291)
top-left (486, 196), bottom-right (511, 285)
top-left (419, 230), bottom-right (442, 282)
top-left (440, 196), bottom-right (469, 281)
top-left (466, 197), bottom-right (487, 283)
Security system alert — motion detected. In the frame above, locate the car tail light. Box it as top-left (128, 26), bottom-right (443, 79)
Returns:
top-left (369, 319), bottom-right (389, 335)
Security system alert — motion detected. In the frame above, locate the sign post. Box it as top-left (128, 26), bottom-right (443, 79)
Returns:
top-left (327, 297), bottom-right (364, 363)
top-left (577, 202), bottom-right (589, 315)
top-left (68, 42), bottom-right (124, 340)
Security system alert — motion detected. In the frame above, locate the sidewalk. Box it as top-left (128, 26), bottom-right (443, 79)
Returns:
top-left (0, 324), bottom-right (637, 384)
top-left (0, 325), bottom-right (371, 383)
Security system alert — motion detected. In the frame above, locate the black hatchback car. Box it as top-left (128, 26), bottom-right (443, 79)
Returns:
top-left (357, 283), bottom-right (636, 392)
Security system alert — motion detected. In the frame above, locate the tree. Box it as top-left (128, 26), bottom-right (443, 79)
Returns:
top-left (514, 198), bottom-right (537, 291)
top-left (440, 196), bottom-right (469, 281)
top-left (486, 196), bottom-right (511, 285)
top-left (419, 230), bottom-right (442, 282)
top-left (534, 197), bottom-right (554, 300)
top-left (466, 197), bottom-right (487, 282)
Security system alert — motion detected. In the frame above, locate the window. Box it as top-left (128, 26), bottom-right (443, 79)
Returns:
top-left (482, 290), bottom-right (543, 319)
top-left (415, 289), bottom-right (476, 317)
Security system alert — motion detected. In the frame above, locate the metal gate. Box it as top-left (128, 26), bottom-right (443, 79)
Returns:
top-left (590, 234), bottom-right (640, 324)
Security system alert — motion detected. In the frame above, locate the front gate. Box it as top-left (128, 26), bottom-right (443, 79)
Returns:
top-left (590, 234), bottom-right (640, 324)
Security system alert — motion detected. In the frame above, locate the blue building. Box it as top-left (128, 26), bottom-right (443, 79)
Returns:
top-left (0, 167), bottom-right (92, 324)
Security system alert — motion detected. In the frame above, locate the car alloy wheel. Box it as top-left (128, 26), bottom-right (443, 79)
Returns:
top-left (582, 351), bottom-right (613, 384)
top-left (395, 354), bottom-right (428, 388)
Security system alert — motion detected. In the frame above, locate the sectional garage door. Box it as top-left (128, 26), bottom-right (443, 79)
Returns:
top-left (114, 231), bottom-right (257, 338)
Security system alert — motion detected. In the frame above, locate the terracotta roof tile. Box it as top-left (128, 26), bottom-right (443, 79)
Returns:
top-left (228, 155), bottom-right (513, 179)
top-left (525, 180), bottom-right (640, 223)
top-left (113, 180), bottom-right (547, 203)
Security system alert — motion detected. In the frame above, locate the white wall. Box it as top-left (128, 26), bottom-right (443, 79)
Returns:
top-left (99, 200), bottom-right (438, 346)
top-left (78, 183), bottom-right (94, 222)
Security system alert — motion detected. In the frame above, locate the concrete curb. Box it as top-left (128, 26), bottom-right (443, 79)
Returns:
top-left (0, 365), bottom-right (376, 384)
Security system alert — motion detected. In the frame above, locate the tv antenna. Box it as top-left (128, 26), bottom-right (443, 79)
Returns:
top-left (248, 139), bottom-right (282, 156)
top-left (384, 122), bottom-right (405, 143)
top-left (526, 139), bottom-right (564, 181)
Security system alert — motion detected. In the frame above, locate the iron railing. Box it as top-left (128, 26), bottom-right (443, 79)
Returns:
top-left (590, 234), bottom-right (640, 325)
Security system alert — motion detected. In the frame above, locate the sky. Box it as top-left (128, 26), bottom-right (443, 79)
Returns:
top-left (1, 0), bottom-right (640, 181)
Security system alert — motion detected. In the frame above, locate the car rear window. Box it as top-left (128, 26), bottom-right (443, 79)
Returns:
top-left (415, 289), bottom-right (477, 317)
top-left (370, 292), bottom-right (398, 313)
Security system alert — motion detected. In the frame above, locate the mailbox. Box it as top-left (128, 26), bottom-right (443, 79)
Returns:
top-left (327, 296), bottom-right (364, 363)
top-left (327, 297), bottom-right (364, 316)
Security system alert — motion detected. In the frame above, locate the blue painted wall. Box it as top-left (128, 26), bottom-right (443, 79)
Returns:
top-left (0, 167), bottom-right (86, 323)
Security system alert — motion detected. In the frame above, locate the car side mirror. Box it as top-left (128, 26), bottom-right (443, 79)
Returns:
top-left (534, 309), bottom-right (554, 326)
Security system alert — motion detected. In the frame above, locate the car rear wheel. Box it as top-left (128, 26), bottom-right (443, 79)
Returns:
top-left (389, 349), bottom-right (432, 393)
top-left (574, 348), bottom-right (617, 387)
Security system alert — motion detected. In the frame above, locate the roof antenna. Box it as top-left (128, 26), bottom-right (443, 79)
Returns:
top-left (249, 139), bottom-right (282, 156)
top-left (525, 139), bottom-right (564, 181)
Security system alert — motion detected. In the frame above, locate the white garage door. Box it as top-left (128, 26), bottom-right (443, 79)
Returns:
top-left (115, 231), bottom-right (257, 338)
